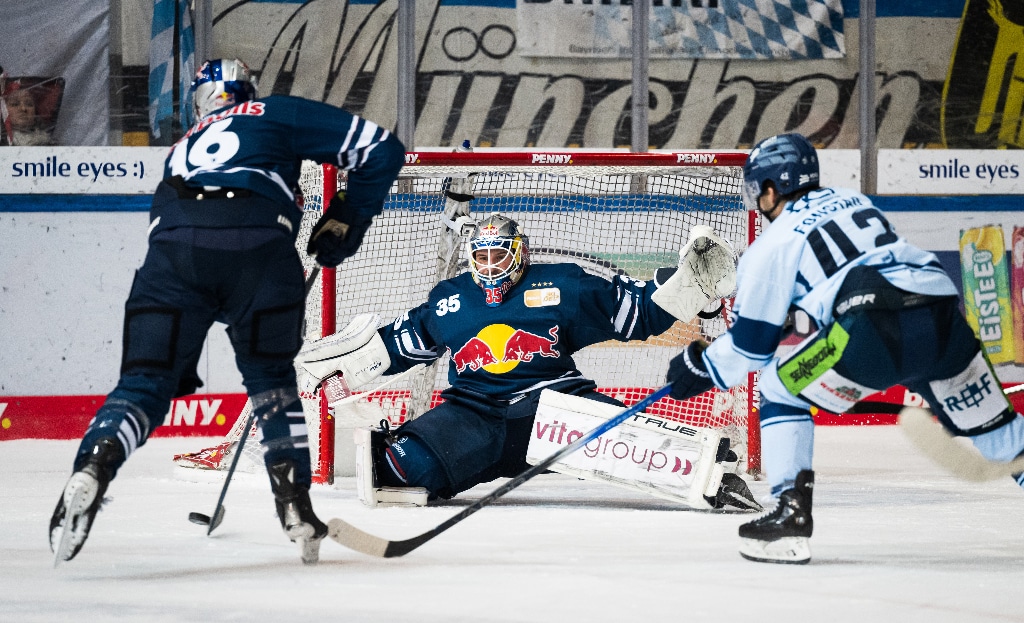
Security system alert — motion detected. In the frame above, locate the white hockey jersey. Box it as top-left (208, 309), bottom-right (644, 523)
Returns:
top-left (704, 186), bottom-right (958, 389)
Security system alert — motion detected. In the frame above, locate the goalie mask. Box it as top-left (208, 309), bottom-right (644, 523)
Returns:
top-left (466, 214), bottom-right (530, 307)
top-left (190, 58), bottom-right (258, 120)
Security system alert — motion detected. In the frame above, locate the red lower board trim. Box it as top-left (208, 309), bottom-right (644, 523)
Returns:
top-left (2, 385), bottom-right (1022, 441)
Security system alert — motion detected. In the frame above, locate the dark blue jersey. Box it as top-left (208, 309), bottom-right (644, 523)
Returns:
top-left (163, 95), bottom-right (403, 220)
top-left (381, 263), bottom-right (678, 401)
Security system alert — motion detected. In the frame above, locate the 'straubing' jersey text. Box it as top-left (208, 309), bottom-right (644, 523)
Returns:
top-left (381, 263), bottom-right (678, 401)
top-left (163, 95), bottom-right (398, 220)
top-left (704, 186), bottom-right (957, 389)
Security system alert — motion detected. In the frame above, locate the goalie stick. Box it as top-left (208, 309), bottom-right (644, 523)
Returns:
top-left (188, 266), bottom-right (321, 533)
top-left (326, 385), bottom-right (674, 558)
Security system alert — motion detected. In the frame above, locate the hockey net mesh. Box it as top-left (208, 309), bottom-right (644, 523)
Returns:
top-left (175, 153), bottom-right (758, 479)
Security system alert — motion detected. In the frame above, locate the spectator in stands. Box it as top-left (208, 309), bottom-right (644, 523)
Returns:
top-left (1, 77), bottom-right (54, 146)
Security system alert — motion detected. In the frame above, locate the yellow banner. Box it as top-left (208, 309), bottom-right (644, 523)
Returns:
top-left (960, 225), bottom-right (1016, 364)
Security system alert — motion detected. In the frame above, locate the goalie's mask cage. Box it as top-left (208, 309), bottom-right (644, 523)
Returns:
top-left (190, 58), bottom-right (258, 120)
top-left (466, 214), bottom-right (531, 307)
top-left (176, 150), bottom-right (763, 485)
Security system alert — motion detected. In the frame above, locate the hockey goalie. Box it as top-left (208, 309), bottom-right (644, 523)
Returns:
top-left (293, 214), bottom-right (760, 511)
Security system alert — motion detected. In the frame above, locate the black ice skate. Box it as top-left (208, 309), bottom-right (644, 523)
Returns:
top-left (737, 469), bottom-right (814, 564)
top-left (268, 459), bottom-right (328, 565)
top-left (49, 437), bottom-right (123, 566)
top-left (705, 473), bottom-right (763, 512)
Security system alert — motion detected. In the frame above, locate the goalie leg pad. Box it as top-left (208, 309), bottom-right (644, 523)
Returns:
top-left (353, 427), bottom-right (429, 508)
top-left (527, 390), bottom-right (752, 510)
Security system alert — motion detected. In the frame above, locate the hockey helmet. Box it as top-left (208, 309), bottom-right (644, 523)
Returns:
top-left (190, 59), bottom-right (258, 120)
top-left (742, 133), bottom-right (820, 213)
top-left (466, 214), bottom-right (530, 307)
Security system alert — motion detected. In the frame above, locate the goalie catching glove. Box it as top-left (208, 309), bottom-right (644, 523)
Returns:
top-left (307, 194), bottom-right (374, 267)
top-left (651, 225), bottom-right (737, 322)
top-left (296, 313), bottom-right (390, 399)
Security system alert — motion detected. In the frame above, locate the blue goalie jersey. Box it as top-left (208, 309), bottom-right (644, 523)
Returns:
top-left (380, 263), bottom-right (679, 401)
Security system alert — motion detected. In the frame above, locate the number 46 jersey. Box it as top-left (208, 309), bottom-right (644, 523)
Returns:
top-left (706, 186), bottom-right (958, 389)
top-left (163, 94), bottom-right (398, 214)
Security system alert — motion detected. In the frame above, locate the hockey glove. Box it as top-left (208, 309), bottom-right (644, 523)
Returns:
top-left (666, 340), bottom-right (715, 401)
top-left (306, 194), bottom-right (373, 267)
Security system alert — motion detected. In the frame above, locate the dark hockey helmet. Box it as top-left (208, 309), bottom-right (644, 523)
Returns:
top-left (190, 58), bottom-right (258, 121)
top-left (466, 214), bottom-right (531, 307)
top-left (742, 133), bottom-right (820, 212)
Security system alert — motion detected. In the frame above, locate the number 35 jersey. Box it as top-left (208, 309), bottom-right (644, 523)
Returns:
top-left (706, 186), bottom-right (958, 388)
top-left (380, 263), bottom-right (678, 401)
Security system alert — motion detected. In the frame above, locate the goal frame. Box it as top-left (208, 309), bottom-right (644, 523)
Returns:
top-left (307, 150), bottom-right (760, 481)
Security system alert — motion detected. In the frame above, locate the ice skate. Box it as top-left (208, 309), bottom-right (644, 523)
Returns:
top-left (49, 438), bottom-right (122, 566)
top-left (737, 469), bottom-right (813, 564)
top-left (705, 472), bottom-right (763, 512)
top-left (268, 460), bottom-right (328, 565)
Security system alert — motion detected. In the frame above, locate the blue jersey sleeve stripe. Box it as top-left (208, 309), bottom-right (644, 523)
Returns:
top-left (730, 315), bottom-right (784, 359)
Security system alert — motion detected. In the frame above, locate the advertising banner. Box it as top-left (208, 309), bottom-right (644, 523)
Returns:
top-left (960, 225), bottom-right (1016, 364)
top-left (0, 146), bottom-right (166, 194)
top-left (516, 0), bottom-right (844, 60)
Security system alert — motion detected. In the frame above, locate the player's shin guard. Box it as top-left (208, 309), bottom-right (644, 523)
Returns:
top-left (738, 469), bottom-right (814, 565)
top-left (353, 424), bottom-right (429, 508)
top-left (50, 437), bottom-right (125, 564)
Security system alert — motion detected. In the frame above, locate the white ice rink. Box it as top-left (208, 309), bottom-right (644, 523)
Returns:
top-left (4, 425), bottom-right (1024, 623)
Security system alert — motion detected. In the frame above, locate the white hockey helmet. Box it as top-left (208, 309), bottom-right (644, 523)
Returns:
top-left (190, 58), bottom-right (258, 120)
top-left (466, 214), bottom-right (530, 307)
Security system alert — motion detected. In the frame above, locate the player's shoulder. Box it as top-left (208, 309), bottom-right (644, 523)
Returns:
top-left (528, 262), bottom-right (586, 280)
top-left (432, 272), bottom-right (476, 298)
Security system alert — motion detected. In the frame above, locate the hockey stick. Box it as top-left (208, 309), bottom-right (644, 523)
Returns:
top-left (188, 266), bottom-right (322, 533)
top-left (898, 383), bottom-right (1024, 482)
top-left (188, 407), bottom-right (258, 532)
top-left (326, 384), bottom-right (674, 558)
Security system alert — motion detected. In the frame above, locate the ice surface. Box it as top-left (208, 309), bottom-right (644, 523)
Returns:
top-left (3, 426), bottom-right (1024, 622)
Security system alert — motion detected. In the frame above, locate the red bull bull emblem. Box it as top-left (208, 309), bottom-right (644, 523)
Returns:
top-left (451, 324), bottom-right (560, 373)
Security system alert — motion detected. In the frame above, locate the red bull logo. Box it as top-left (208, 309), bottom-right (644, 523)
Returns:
top-left (451, 324), bottom-right (560, 374)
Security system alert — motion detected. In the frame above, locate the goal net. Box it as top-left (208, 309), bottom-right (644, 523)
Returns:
top-left (174, 150), bottom-right (761, 484)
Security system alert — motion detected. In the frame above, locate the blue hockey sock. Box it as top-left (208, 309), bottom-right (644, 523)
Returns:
top-left (76, 398), bottom-right (150, 475)
top-left (252, 388), bottom-right (313, 487)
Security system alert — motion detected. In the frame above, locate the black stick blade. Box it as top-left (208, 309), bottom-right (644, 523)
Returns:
top-left (206, 506), bottom-right (225, 535)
